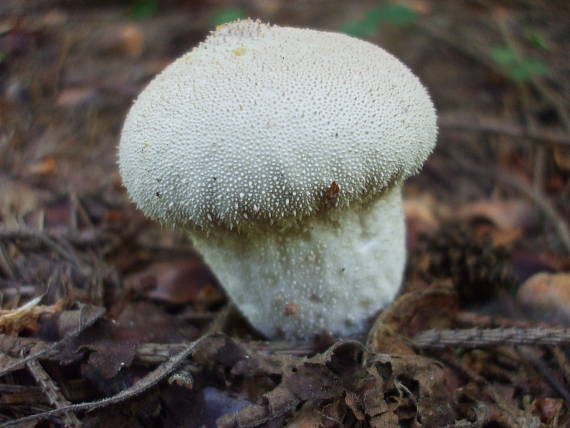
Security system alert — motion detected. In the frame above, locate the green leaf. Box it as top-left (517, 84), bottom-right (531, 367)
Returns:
top-left (130, 0), bottom-right (158, 20)
top-left (368, 4), bottom-right (417, 27)
top-left (340, 18), bottom-right (379, 38)
top-left (490, 47), bottom-right (518, 66)
top-left (211, 7), bottom-right (246, 27)
top-left (340, 3), bottom-right (418, 39)
top-left (508, 58), bottom-right (548, 82)
top-left (524, 29), bottom-right (549, 50)
top-left (490, 46), bottom-right (548, 82)
top-left (0, 51), bottom-right (4, 65)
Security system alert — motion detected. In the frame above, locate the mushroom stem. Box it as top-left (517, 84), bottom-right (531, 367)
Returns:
top-left (190, 185), bottom-right (405, 339)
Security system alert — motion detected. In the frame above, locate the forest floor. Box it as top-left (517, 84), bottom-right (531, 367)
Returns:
top-left (0, 0), bottom-right (569, 426)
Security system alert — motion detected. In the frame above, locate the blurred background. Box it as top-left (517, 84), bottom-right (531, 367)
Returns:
top-left (0, 0), bottom-right (570, 426)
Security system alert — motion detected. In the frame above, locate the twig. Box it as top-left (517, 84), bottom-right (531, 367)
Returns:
top-left (205, 303), bottom-right (234, 335)
top-left (0, 334), bottom-right (211, 427)
top-left (413, 327), bottom-right (570, 348)
top-left (0, 227), bottom-right (80, 267)
top-left (456, 311), bottom-right (565, 330)
top-left (515, 76), bottom-right (545, 197)
top-left (26, 360), bottom-right (82, 427)
top-left (135, 343), bottom-right (188, 365)
top-left (0, 304), bottom-right (105, 379)
top-left (552, 347), bottom-right (570, 390)
top-left (69, 193), bottom-right (94, 231)
top-left (0, 384), bottom-right (42, 394)
top-left (135, 340), bottom-right (313, 366)
top-left (0, 243), bottom-right (16, 279)
top-left (516, 346), bottom-right (570, 403)
top-left (438, 115), bottom-right (570, 147)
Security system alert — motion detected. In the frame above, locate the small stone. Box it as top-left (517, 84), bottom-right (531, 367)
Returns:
top-left (517, 272), bottom-right (570, 323)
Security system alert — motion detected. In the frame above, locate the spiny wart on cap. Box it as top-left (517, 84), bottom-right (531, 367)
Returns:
top-left (119, 19), bottom-right (437, 231)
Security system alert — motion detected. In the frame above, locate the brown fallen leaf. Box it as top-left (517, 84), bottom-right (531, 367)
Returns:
top-left (404, 193), bottom-right (441, 250)
top-left (284, 362), bottom-right (343, 401)
top-left (482, 226), bottom-right (522, 247)
top-left (73, 302), bottom-right (197, 379)
top-left (79, 319), bottom-right (137, 379)
top-left (533, 397), bottom-right (563, 423)
top-left (24, 157), bottom-right (57, 176)
top-left (367, 284), bottom-right (458, 354)
top-left (41, 9), bottom-right (68, 27)
top-left (0, 179), bottom-right (44, 226)
top-left (366, 352), bottom-right (457, 426)
top-left (285, 402), bottom-right (326, 428)
top-left (404, 193), bottom-right (439, 232)
top-left (457, 199), bottom-right (534, 230)
top-left (56, 87), bottom-right (96, 107)
top-left (127, 259), bottom-right (222, 308)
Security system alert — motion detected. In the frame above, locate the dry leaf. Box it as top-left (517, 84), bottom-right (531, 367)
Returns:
top-left (57, 87), bottom-right (96, 107)
top-left (0, 297), bottom-right (64, 335)
top-left (24, 157), bottom-right (57, 176)
top-left (457, 199), bottom-right (533, 230)
top-left (0, 179), bottom-right (43, 226)
top-left (285, 402), bottom-right (326, 428)
top-left (126, 259), bottom-right (221, 307)
top-left (533, 397), bottom-right (563, 423)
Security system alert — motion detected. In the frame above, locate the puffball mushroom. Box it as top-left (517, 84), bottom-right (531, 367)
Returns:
top-left (119, 19), bottom-right (437, 339)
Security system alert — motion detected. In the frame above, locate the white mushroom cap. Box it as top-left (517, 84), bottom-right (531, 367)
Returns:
top-left (119, 19), bottom-right (437, 230)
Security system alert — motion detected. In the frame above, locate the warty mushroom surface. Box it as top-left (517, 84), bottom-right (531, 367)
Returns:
top-left (119, 19), bottom-right (437, 339)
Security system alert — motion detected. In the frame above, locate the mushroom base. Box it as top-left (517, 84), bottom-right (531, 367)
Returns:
top-left (191, 186), bottom-right (405, 339)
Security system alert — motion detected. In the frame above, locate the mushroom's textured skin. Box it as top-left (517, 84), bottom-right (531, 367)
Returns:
top-left (192, 187), bottom-right (404, 338)
top-left (119, 20), bottom-right (437, 339)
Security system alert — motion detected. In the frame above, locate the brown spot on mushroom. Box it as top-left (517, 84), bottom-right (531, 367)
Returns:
top-left (284, 302), bottom-right (297, 316)
top-left (324, 181), bottom-right (340, 200)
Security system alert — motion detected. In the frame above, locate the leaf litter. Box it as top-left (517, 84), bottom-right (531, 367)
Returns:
top-left (1, 0), bottom-right (570, 426)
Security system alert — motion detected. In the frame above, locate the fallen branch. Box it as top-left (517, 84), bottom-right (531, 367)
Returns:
top-left (413, 327), bottom-right (570, 348)
top-left (438, 115), bottom-right (570, 147)
top-left (0, 334), bottom-right (211, 427)
top-left (26, 360), bottom-right (82, 428)
top-left (135, 340), bottom-right (313, 366)
top-left (456, 311), bottom-right (565, 329)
